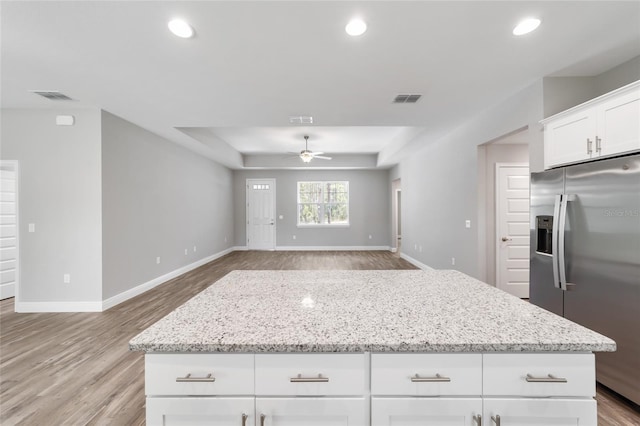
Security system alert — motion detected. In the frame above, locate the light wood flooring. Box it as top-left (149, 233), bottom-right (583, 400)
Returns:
top-left (1, 250), bottom-right (638, 425)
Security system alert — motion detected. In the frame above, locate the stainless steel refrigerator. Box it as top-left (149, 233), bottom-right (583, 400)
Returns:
top-left (530, 153), bottom-right (640, 405)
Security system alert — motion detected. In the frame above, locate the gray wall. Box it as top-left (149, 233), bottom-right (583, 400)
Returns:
top-left (233, 169), bottom-right (390, 248)
top-left (101, 111), bottom-right (234, 299)
top-left (0, 108), bottom-right (103, 303)
top-left (398, 80), bottom-right (544, 276)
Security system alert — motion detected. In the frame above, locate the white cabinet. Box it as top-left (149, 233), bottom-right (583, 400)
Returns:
top-left (147, 397), bottom-right (254, 426)
top-left (372, 398), bottom-right (482, 426)
top-left (144, 352), bottom-right (599, 425)
top-left (483, 398), bottom-right (596, 426)
top-left (256, 398), bottom-right (366, 426)
top-left (543, 80), bottom-right (640, 169)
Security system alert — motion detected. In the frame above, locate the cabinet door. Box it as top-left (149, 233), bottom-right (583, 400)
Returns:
top-left (256, 397), bottom-right (366, 426)
top-left (544, 109), bottom-right (596, 168)
top-left (483, 398), bottom-right (596, 426)
top-left (597, 87), bottom-right (640, 158)
top-left (146, 397), bottom-right (254, 426)
top-left (371, 397), bottom-right (481, 426)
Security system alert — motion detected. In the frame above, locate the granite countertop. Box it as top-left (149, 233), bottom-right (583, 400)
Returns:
top-left (129, 269), bottom-right (616, 353)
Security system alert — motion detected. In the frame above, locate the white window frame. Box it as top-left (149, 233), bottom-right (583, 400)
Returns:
top-left (297, 181), bottom-right (350, 228)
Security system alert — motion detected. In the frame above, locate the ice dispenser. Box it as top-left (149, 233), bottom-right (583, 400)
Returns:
top-left (536, 215), bottom-right (553, 255)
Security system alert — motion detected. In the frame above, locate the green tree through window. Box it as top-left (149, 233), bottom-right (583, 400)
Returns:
top-left (297, 181), bottom-right (349, 225)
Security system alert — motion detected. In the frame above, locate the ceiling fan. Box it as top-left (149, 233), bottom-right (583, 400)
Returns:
top-left (291, 135), bottom-right (332, 163)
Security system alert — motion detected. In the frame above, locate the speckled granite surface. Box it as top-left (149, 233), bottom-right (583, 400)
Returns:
top-left (129, 270), bottom-right (616, 353)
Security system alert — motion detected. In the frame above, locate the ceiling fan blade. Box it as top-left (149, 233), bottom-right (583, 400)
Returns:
top-left (310, 151), bottom-right (324, 156)
top-left (313, 156), bottom-right (332, 160)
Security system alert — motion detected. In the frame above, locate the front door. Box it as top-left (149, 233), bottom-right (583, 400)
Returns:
top-left (246, 179), bottom-right (276, 250)
top-left (0, 162), bottom-right (18, 300)
top-left (496, 164), bottom-right (530, 298)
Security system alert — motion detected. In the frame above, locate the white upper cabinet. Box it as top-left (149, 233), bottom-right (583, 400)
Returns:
top-left (543, 80), bottom-right (640, 169)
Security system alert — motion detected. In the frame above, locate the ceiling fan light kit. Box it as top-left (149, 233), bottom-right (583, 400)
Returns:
top-left (298, 135), bottom-right (332, 163)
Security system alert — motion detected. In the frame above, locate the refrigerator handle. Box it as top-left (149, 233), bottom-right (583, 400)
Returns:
top-left (558, 194), bottom-right (574, 291)
top-left (552, 195), bottom-right (562, 289)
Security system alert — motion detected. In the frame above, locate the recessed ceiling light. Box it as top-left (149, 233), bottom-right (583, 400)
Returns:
top-left (513, 18), bottom-right (541, 36)
top-left (168, 19), bottom-right (194, 38)
top-left (345, 18), bottom-right (367, 36)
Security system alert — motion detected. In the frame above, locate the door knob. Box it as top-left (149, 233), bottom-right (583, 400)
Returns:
top-left (501, 237), bottom-right (512, 242)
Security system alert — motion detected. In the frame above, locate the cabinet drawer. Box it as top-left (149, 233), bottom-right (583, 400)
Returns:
top-left (145, 354), bottom-right (254, 396)
top-left (483, 353), bottom-right (595, 397)
top-left (255, 353), bottom-right (365, 396)
top-left (371, 353), bottom-right (482, 396)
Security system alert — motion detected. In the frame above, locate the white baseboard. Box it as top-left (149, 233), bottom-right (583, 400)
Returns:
top-left (15, 300), bottom-right (103, 313)
top-left (275, 246), bottom-right (391, 251)
top-left (233, 246), bottom-right (248, 251)
top-left (400, 253), bottom-right (435, 271)
top-left (102, 247), bottom-right (235, 311)
top-left (0, 283), bottom-right (15, 300)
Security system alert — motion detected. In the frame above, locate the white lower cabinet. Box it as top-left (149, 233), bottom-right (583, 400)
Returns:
top-left (145, 353), bottom-right (598, 425)
top-left (372, 397), bottom-right (482, 426)
top-left (256, 397), bottom-right (366, 426)
top-left (483, 398), bottom-right (597, 426)
top-left (146, 397), bottom-right (254, 426)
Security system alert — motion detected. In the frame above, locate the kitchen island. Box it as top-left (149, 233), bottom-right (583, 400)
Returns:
top-left (130, 269), bottom-right (615, 426)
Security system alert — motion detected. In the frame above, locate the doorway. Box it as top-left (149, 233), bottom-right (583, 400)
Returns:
top-left (496, 163), bottom-right (530, 298)
top-left (0, 161), bottom-right (19, 301)
top-left (246, 179), bottom-right (276, 250)
top-left (391, 179), bottom-right (401, 254)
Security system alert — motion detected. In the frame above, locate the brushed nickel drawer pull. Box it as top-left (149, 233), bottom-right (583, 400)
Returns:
top-left (587, 138), bottom-right (593, 154)
top-left (526, 373), bottom-right (567, 383)
top-left (474, 414), bottom-right (482, 426)
top-left (595, 136), bottom-right (602, 153)
top-left (260, 414), bottom-right (266, 426)
top-left (491, 414), bottom-right (500, 425)
top-left (411, 373), bottom-right (451, 382)
top-left (290, 373), bottom-right (329, 383)
top-left (241, 413), bottom-right (248, 426)
top-left (175, 373), bottom-right (215, 382)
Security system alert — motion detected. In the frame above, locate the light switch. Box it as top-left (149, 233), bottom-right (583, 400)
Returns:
top-left (465, 220), bottom-right (471, 228)
top-left (28, 223), bottom-right (35, 233)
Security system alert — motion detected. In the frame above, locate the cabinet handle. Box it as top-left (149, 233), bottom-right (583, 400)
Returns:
top-left (175, 373), bottom-right (215, 382)
top-left (474, 414), bottom-right (482, 426)
top-left (526, 373), bottom-right (568, 383)
top-left (241, 413), bottom-right (248, 426)
top-left (596, 136), bottom-right (602, 153)
top-left (290, 373), bottom-right (329, 383)
top-left (260, 414), bottom-right (266, 426)
top-left (587, 138), bottom-right (593, 154)
top-left (410, 373), bottom-right (451, 382)
top-left (491, 415), bottom-right (500, 425)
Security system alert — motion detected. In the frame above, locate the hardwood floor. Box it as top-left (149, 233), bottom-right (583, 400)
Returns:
top-left (1, 251), bottom-right (638, 425)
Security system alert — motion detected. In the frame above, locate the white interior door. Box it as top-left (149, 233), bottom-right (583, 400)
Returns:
top-left (0, 162), bottom-right (18, 300)
top-left (247, 179), bottom-right (276, 250)
top-left (496, 164), bottom-right (530, 298)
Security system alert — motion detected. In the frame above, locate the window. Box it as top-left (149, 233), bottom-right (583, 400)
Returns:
top-left (297, 181), bottom-right (349, 226)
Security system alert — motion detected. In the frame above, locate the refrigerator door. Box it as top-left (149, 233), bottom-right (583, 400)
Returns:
top-left (563, 154), bottom-right (640, 405)
top-left (529, 169), bottom-right (565, 316)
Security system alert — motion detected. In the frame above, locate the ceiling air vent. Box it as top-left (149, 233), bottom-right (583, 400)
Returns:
top-left (393, 94), bottom-right (422, 104)
top-left (30, 90), bottom-right (74, 101)
top-left (289, 115), bottom-right (313, 124)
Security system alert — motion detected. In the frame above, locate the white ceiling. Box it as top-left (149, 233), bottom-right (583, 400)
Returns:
top-left (2, 1), bottom-right (640, 169)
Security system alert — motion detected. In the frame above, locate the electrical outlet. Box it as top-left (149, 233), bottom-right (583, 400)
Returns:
top-left (419, 245), bottom-right (423, 253)
top-left (193, 246), bottom-right (197, 252)
top-left (184, 248), bottom-right (188, 255)
top-left (63, 273), bottom-right (70, 284)
top-left (224, 236), bottom-right (228, 243)
top-left (452, 257), bottom-right (456, 265)
top-left (156, 257), bottom-right (161, 264)
top-left (292, 235), bottom-right (296, 240)
top-left (465, 220), bottom-right (471, 228)
top-left (368, 234), bottom-right (372, 239)
top-left (28, 223), bottom-right (35, 233)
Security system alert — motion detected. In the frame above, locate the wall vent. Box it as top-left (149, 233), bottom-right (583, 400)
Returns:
top-left (30, 90), bottom-right (74, 101)
top-left (393, 94), bottom-right (421, 103)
